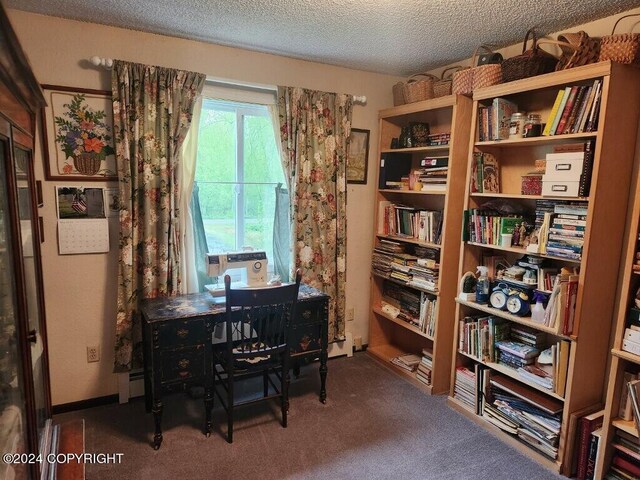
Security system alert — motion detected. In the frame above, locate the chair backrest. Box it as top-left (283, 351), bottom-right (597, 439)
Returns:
top-left (224, 270), bottom-right (302, 365)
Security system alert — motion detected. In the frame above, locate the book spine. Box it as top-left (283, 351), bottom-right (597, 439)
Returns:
top-left (579, 140), bottom-right (595, 198)
top-left (585, 82), bottom-right (603, 132)
top-left (543, 90), bottom-right (566, 136)
top-left (554, 218), bottom-right (587, 227)
top-left (571, 86), bottom-right (591, 134)
top-left (550, 87), bottom-right (571, 135)
top-left (555, 86), bottom-right (579, 135)
top-left (564, 86), bottom-right (587, 134)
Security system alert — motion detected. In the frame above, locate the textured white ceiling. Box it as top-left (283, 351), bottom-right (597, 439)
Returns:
top-left (8, 0), bottom-right (640, 75)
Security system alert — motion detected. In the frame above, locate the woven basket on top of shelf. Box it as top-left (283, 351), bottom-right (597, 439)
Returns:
top-left (433, 66), bottom-right (463, 97)
top-left (452, 46), bottom-right (502, 96)
top-left (599, 13), bottom-right (640, 65)
top-left (501, 28), bottom-right (559, 83)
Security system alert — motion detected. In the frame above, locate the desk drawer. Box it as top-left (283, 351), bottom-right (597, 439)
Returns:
top-left (295, 301), bottom-right (325, 326)
top-left (290, 323), bottom-right (322, 355)
top-left (157, 319), bottom-right (207, 347)
top-left (160, 346), bottom-right (205, 383)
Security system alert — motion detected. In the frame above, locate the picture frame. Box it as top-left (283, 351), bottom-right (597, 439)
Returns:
top-left (347, 128), bottom-right (370, 184)
top-left (55, 186), bottom-right (106, 219)
top-left (41, 84), bottom-right (117, 182)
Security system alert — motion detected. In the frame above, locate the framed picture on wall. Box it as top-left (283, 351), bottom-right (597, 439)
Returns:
top-left (347, 128), bottom-right (369, 184)
top-left (41, 84), bottom-right (117, 182)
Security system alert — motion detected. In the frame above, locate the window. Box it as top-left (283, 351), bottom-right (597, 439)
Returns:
top-left (194, 98), bottom-right (285, 277)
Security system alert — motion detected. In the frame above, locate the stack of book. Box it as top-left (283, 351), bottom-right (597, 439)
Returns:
top-left (416, 165), bottom-right (448, 190)
top-left (477, 97), bottom-right (518, 141)
top-left (608, 430), bottom-right (640, 480)
top-left (378, 202), bottom-right (443, 244)
top-left (408, 257), bottom-right (439, 292)
top-left (495, 340), bottom-right (540, 370)
top-left (416, 349), bottom-right (433, 386)
top-left (389, 252), bottom-right (418, 283)
top-left (371, 248), bottom-right (394, 277)
top-left (489, 374), bottom-right (563, 459)
top-left (427, 132), bottom-right (450, 146)
top-left (382, 280), bottom-right (421, 325)
top-left (454, 366), bottom-right (476, 409)
top-left (543, 80), bottom-right (603, 136)
top-left (390, 353), bottom-right (421, 372)
top-left (546, 203), bottom-right (588, 261)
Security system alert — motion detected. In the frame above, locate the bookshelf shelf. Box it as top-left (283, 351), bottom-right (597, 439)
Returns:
top-left (474, 132), bottom-right (597, 148)
top-left (466, 241), bottom-right (582, 264)
top-left (369, 95), bottom-right (473, 396)
top-left (447, 396), bottom-right (563, 473)
top-left (611, 418), bottom-right (639, 438)
top-left (376, 234), bottom-right (442, 250)
top-left (367, 344), bottom-right (433, 395)
top-left (380, 145), bottom-right (449, 154)
top-left (611, 348), bottom-right (640, 366)
top-left (457, 350), bottom-right (565, 401)
top-left (372, 271), bottom-right (439, 296)
top-left (452, 63), bottom-right (640, 476)
top-left (456, 298), bottom-right (569, 338)
top-left (470, 192), bottom-right (589, 202)
top-left (379, 188), bottom-right (446, 196)
top-left (372, 306), bottom-right (435, 341)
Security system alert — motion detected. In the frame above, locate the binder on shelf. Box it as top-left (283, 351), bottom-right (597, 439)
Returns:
top-left (379, 153), bottom-right (412, 190)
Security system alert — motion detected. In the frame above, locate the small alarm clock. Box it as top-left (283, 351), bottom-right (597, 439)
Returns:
top-left (489, 283), bottom-right (510, 310)
top-left (506, 290), bottom-right (531, 316)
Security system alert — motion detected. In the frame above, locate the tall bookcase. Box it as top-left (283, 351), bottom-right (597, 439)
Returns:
top-left (446, 62), bottom-right (640, 474)
top-left (367, 95), bottom-right (472, 394)
top-left (595, 124), bottom-right (640, 479)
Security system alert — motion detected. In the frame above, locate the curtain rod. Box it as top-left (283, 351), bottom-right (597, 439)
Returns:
top-left (89, 56), bottom-right (367, 104)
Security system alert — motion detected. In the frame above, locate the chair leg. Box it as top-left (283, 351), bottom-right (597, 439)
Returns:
top-left (227, 373), bottom-right (234, 443)
top-left (281, 366), bottom-right (290, 428)
top-left (263, 370), bottom-right (269, 397)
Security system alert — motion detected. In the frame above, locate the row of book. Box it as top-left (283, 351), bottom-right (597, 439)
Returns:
top-left (476, 97), bottom-right (517, 142)
top-left (543, 80), bottom-right (602, 136)
top-left (463, 209), bottom-right (524, 246)
top-left (455, 365), bottom-right (564, 459)
top-left (378, 201), bottom-right (443, 244)
top-left (544, 271), bottom-right (579, 335)
top-left (372, 243), bottom-right (440, 292)
top-left (469, 152), bottom-right (499, 193)
top-left (457, 316), bottom-right (570, 396)
top-left (381, 280), bottom-right (437, 336)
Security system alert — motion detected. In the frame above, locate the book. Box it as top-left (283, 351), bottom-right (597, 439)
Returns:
top-left (495, 341), bottom-right (540, 359)
top-left (490, 374), bottom-right (563, 415)
top-left (619, 372), bottom-right (637, 421)
top-left (481, 153), bottom-right (499, 193)
top-left (576, 409), bottom-right (604, 480)
top-left (585, 427), bottom-right (603, 480)
top-left (628, 379), bottom-right (640, 433)
top-left (563, 86), bottom-right (587, 135)
top-left (543, 89), bottom-right (566, 136)
top-left (492, 97), bottom-right (518, 140)
top-left (570, 86), bottom-right (592, 134)
top-left (578, 80), bottom-right (600, 133)
top-left (579, 140), bottom-right (595, 198)
top-left (550, 86), bottom-right (574, 135)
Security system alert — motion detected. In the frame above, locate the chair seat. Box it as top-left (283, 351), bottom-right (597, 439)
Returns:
top-left (232, 341), bottom-right (271, 365)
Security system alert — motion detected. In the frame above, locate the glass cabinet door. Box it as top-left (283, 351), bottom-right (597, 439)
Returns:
top-left (0, 140), bottom-right (31, 480)
top-left (12, 146), bottom-right (47, 460)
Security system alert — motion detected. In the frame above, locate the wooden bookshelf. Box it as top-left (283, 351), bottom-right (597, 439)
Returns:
top-left (368, 94), bottom-right (472, 395)
top-left (449, 61), bottom-right (640, 475)
top-left (595, 81), bottom-right (640, 479)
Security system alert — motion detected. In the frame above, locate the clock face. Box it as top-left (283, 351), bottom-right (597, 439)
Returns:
top-left (490, 290), bottom-right (507, 310)
top-left (506, 296), bottom-right (521, 314)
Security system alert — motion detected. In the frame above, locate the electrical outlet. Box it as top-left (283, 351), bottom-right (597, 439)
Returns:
top-left (346, 307), bottom-right (355, 322)
top-left (87, 345), bottom-right (100, 363)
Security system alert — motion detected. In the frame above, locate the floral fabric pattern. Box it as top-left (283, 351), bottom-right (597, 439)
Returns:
top-left (112, 60), bottom-right (205, 372)
top-left (277, 87), bottom-right (353, 343)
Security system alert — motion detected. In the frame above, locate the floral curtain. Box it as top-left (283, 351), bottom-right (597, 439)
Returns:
top-left (277, 87), bottom-right (353, 343)
top-left (112, 60), bottom-right (206, 372)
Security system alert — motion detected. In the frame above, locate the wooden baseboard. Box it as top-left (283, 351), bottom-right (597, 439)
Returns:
top-left (52, 394), bottom-right (119, 415)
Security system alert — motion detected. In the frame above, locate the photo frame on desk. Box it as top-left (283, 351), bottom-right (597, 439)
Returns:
top-left (347, 128), bottom-right (369, 184)
top-left (41, 84), bottom-right (117, 182)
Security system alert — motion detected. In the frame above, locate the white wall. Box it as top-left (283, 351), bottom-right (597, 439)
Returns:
top-left (8, 8), bottom-right (401, 405)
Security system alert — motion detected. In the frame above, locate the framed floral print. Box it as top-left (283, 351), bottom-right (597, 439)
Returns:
top-left (41, 84), bottom-right (117, 181)
top-left (346, 128), bottom-right (369, 184)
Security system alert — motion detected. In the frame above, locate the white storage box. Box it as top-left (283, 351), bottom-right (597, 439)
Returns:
top-left (543, 153), bottom-right (584, 182)
top-left (542, 180), bottom-right (580, 197)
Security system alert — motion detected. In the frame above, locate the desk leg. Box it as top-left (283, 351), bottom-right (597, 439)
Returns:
top-left (319, 349), bottom-right (328, 404)
top-left (204, 386), bottom-right (213, 437)
top-left (152, 400), bottom-right (163, 449)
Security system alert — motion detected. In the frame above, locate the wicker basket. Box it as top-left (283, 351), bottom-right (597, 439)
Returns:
top-left (392, 82), bottom-right (406, 106)
top-left (550, 31), bottom-right (601, 70)
top-left (433, 66), bottom-right (462, 97)
top-left (599, 14), bottom-right (640, 65)
top-left (452, 46), bottom-right (502, 95)
top-left (402, 73), bottom-right (437, 103)
top-left (502, 29), bottom-right (559, 83)
top-left (74, 153), bottom-right (101, 175)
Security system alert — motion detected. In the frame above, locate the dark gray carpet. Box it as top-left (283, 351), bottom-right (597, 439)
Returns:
top-left (55, 353), bottom-right (563, 479)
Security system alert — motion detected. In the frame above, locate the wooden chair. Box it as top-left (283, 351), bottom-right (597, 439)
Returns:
top-left (212, 271), bottom-right (301, 443)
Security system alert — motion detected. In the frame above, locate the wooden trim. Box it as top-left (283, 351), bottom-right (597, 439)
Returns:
top-left (379, 95), bottom-right (456, 118)
top-left (52, 394), bottom-right (119, 415)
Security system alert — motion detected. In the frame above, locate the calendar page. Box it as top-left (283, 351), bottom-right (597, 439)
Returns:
top-left (57, 218), bottom-right (109, 255)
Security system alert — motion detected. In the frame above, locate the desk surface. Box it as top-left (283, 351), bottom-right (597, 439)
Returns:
top-left (141, 284), bottom-right (328, 323)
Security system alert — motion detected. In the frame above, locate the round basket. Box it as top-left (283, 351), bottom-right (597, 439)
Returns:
top-left (433, 66), bottom-right (462, 97)
top-left (553, 31), bottom-right (600, 70)
top-left (402, 73), bottom-right (437, 103)
top-left (74, 153), bottom-right (101, 175)
top-left (392, 82), bottom-right (405, 106)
